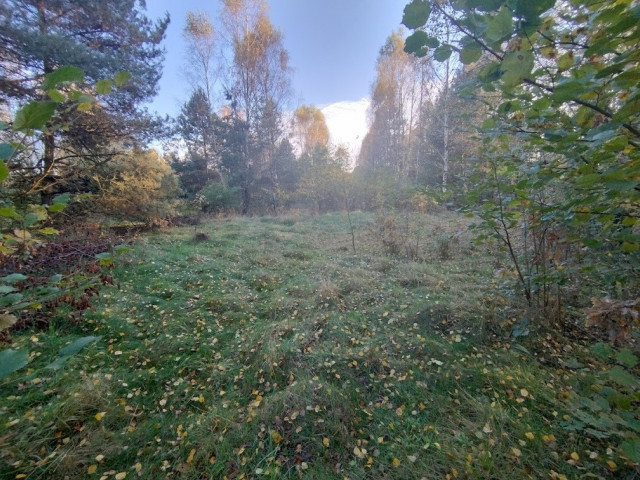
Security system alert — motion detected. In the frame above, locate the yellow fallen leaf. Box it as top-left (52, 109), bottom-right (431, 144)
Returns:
top-left (353, 446), bottom-right (367, 459)
top-left (95, 454), bottom-right (105, 462)
top-left (525, 432), bottom-right (535, 440)
top-left (115, 473), bottom-right (126, 480)
top-left (187, 449), bottom-right (196, 464)
top-left (570, 452), bottom-right (579, 461)
top-left (606, 460), bottom-right (617, 470)
top-left (323, 437), bottom-right (329, 447)
top-left (134, 463), bottom-right (142, 472)
top-left (94, 412), bottom-right (106, 421)
top-left (511, 447), bottom-right (522, 457)
top-left (392, 457), bottom-right (401, 467)
top-left (270, 430), bottom-right (283, 444)
top-left (87, 464), bottom-right (97, 474)
top-left (520, 388), bottom-right (529, 398)
top-left (482, 423), bottom-right (492, 434)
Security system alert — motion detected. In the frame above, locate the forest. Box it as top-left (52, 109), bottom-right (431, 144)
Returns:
top-left (0, 0), bottom-right (639, 478)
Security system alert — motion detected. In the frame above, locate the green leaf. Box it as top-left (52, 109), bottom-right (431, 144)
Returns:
top-left (404, 31), bottom-right (438, 57)
top-left (1, 273), bottom-right (28, 283)
top-left (434, 44), bottom-right (453, 62)
top-left (47, 204), bottom-right (66, 213)
top-left (96, 79), bottom-right (113, 95)
top-left (621, 439), bottom-right (640, 463)
top-left (460, 43), bottom-right (483, 64)
top-left (42, 66), bottom-right (85, 90)
top-left (514, 0), bottom-right (555, 23)
top-left (58, 336), bottom-right (101, 357)
top-left (402, 0), bottom-right (431, 29)
top-left (591, 342), bottom-right (614, 358)
top-left (0, 349), bottom-right (29, 379)
top-left (77, 102), bottom-right (93, 112)
top-left (606, 366), bottom-right (638, 388)
top-left (13, 101), bottom-right (57, 131)
top-left (486, 6), bottom-right (513, 42)
top-left (38, 227), bottom-right (59, 235)
top-left (52, 193), bottom-right (71, 205)
top-left (47, 89), bottom-right (65, 103)
top-left (500, 51), bottom-right (534, 87)
top-left (23, 212), bottom-right (41, 227)
top-left (616, 349), bottom-right (638, 368)
top-left (114, 71), bottom-right (131, 87)
top-left (605, 179), bottom-right (638, 192)
top-left (575, 173), bottom-right (601, 186)
top-left (0, 143), bottom-right (16, 161)
top-left (557, 52), bottom-right (575, 71)
top-left (0, 160), bottom-right (8, 182)
top-left (613, 91), bottom-right (640, 122)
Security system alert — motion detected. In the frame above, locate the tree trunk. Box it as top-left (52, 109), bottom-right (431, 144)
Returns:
top-left (36, 0), bottom-right (57, 204)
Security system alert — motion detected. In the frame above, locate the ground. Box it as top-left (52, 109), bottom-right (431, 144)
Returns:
top-left (0, 212), bottom-right (636, 479)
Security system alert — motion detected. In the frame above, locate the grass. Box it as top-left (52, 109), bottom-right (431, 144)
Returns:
top-left (0, 211), bottom-right (635, 479)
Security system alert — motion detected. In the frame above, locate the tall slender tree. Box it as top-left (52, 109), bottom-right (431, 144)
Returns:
top-left (220, 0), bottom-right (291, 213)
top-left (183, 11), bottom-right (217, 105)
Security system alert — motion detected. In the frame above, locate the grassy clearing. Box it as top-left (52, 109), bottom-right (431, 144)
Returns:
top-left (0, 211), bottom-right (634, 479)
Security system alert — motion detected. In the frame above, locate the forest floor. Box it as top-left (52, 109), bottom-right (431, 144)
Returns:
top-left (0, 212), bottom-right (636, 479)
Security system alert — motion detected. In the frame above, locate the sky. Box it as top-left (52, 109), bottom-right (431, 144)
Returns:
top-left (144, 0), bottom-right (406, 117)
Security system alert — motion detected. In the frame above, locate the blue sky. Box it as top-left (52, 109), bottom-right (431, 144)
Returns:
top-left (144, 0), bottom-right (405, 117)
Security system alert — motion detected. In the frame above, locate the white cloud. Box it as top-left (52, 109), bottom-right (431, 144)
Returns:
top-left (321, 97), bottom-right (370, 169)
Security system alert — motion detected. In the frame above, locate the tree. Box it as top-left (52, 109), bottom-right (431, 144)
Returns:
top-left (183, 10), bottom-right (217, 105)
top-left (358, 30), bottom-right (429, 180)
top-left (93, 149), bottom-right (180, 225)
top-left (0, 0), bottom-right (169, 200)
top-left (174, 87), bottom-right (223, 195)
top-left (291, 105), bottom-right (330, 154)
top-left (220, 0), bottom-right (292, 214)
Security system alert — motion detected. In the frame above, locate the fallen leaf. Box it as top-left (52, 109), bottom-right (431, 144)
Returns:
top-left (87, 465), bottom-right (97, 474)
top-left (270, 431), bottom-right (283, 444)
top-left (353, 446), bottom-right (367, 459)
top-left (323, 437), bottom-right (329, 447)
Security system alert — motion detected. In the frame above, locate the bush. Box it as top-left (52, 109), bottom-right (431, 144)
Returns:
top-left (198, 181), bottom-right (240, 214)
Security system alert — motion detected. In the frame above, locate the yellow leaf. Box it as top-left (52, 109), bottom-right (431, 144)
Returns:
top-left (511, 447), bottom-right (522, 457)
top-left (187, 449), bottom-right (196, 464)
top-left (606, 460), bottom-right (617, 470)
top-left (115, 473), bottom-right (126, 480)
top-left (94, 412), bottom-right (106, 421)
top-left (520, 388), bottom-right (529, 398)
top-left (134, 463), bottom-right (142, 472)
top-left (323, 437), bottom-right (329, 447)
top-left (392, 457), bottom-right (401, 467)
top-left (525, 432), bottom-right (535, 440)
top-left (482, 423), bottom-right (492, 434)
top-left (270, 430), bottom-right (283, 444)
top-left (353, 446), bottom-right (367, 459)
top-left (87, 465), bottom-right (97, 474)
top-left (570, 452), bottom-right (579, 461)
top-left (95, 454), bottom-right (105, 462)
top-left (16, 475), bottom-right (27, 479)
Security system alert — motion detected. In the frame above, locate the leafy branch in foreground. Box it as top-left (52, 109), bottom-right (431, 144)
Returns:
top-left (0, 66), bottom-right (128, 336)
top-left (403, 0), bottom-right (639, 318)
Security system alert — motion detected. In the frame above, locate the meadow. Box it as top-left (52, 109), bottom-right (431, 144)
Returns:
top-left (0, 212), bottom-right (634, 479)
